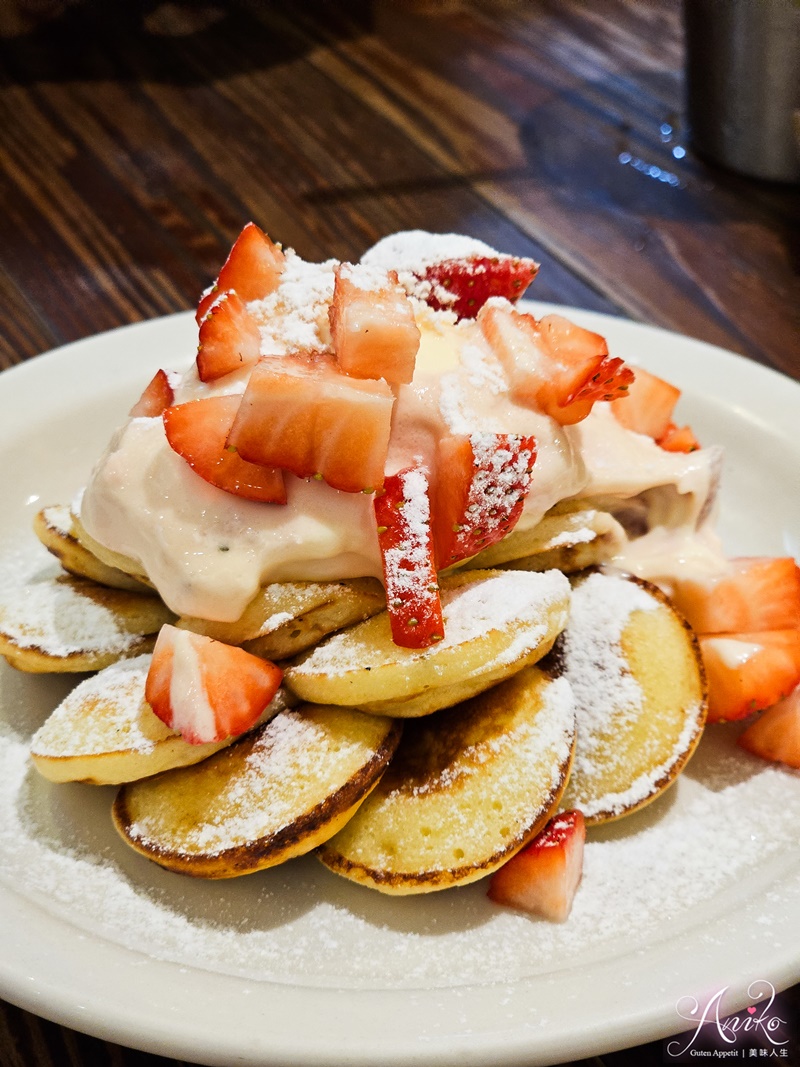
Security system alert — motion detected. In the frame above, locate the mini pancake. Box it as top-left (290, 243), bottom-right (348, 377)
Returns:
top-left (34, 506), bottom-right (153, 593)
top-left (0, 573), bottom-right (174, 673)
top-left (465, 501), bottom-right (625, 574)
top-left (318, 667), bottom-right (575, 894)
top-left (556, 571), bottom-right (707, 824)
top-left (285, 569), bottom-right (571, 717)
top-left (71, 514), bottom-right (151, 584)
top-left (112, 704), bottom-right (402, 878)
top-left (178, 577), bottom-right (385, 660)
top-left (30, 655), bottom-right (290, 785)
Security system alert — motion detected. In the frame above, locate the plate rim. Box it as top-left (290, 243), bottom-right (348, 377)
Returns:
top-left (1, 307), bottom-right (798, 1067)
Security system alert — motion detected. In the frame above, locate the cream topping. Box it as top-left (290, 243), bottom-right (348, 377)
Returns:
top-left (80, 241), bottom-right (725, 624)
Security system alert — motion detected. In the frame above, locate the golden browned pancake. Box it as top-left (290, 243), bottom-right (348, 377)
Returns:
top-left (178, 577), bottom-right (385, 660)
top-left (112, 703), bottom-right (402, 878)
top-left (34, 506), bottom-right (152, 592)
top-left (318, 667), bottom-right (575, 893)
top-left (557, 572), bottom-right (707, 823)
top-left (285, 568), bottom-right (571, 716)
top-left (0, 573), bottom-right (174, 673)
top-left (464, 501), bottom-right (625, 573)
top-left (30, 655), bottom-right (290, 784)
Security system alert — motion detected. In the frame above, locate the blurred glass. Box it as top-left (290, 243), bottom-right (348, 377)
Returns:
top-left (684, 0), bottom-right (800, 183)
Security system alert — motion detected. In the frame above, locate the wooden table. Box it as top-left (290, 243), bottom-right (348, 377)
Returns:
top-left (0, 2), bottom-right (798, 1065)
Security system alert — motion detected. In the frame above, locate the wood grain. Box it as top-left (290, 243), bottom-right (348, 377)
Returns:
top-left (0, 1), bottom-right (797, 1064)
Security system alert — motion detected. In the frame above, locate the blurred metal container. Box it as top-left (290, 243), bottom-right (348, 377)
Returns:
top-left (684, 0), bottom-right (800, 183)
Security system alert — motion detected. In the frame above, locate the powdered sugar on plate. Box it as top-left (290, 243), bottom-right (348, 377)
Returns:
top-left (1, 687), bottom-right (797, 990)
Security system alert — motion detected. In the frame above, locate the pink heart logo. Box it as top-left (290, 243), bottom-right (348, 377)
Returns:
top-left (747, 1006), bottom-right (756, 1014)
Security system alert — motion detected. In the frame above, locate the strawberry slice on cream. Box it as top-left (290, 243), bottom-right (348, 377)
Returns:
top-left (433, 432), bottom-right (536, 569)
top-left (700, 630), bottom-right (800, 723)
top-left (196, 290), bottom-right (262, 383)
top-left (227, 353), bottom-right (395, 494)
top-left (164, 395), bottom-right (287, 504)
top-left (146, 624), bottom-right (283, 745)
top-left (196, 221), bottom-right (285, 321)
top-left (374, 465), bottom-right (444, 649)
top-left (670, 557), bottom-right (800, 635)
top-left (129, 368), bottom-right (175, 418)
top-left (330, 263), bottom-right (420, 385)
top-left (478, 302), bottom-right (634, 425)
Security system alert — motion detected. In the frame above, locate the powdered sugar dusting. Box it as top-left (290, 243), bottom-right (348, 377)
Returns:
top-left (0, 572), bottom-right (138, 657)
top-left (338, 261), bottom-right (393, 294)
top-left (362, 230), bottom-right (500, 307)
top-left (293, 570), bottom-right (569, 677)
top-left (41, 504), bottom-right (73, 537)
top-left (31, 655), bottom-right (169, 758)
top-left (1, 704), bottom-right (797, 990)
top-left (248, 250), bottom-right (336, 355)
top-left (362, 231), bottom-right (499, 276)
top-left (126, 708), bottom-right (383, 856)
top-left (561, 571), bottom-right (703, 818)
top-left (395, 674), bottom-right (574, 804)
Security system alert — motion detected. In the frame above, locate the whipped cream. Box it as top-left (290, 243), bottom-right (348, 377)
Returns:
top-left (80, 235), bottom-right (724, 623)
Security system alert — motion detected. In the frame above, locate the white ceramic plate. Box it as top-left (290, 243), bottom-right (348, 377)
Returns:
top-left (0, 308), bottom-right (798, 1067)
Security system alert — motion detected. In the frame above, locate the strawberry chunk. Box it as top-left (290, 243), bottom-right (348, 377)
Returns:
top-left (738, 685), bottom-right (800, 769)
top-left (228, 353), bottom-right (394, 494)
top-left (479, 303), bottom-right (633, 425)
top-left (196, 222), bottom-right (285, 321)
top-left (700, 630), bottom-right (800, 723)
top-left (330, 263), bottom-right (421, 385)
top-left (146, 624), bottom-right (283, 745)
top-left (488, 810), bottom-right (585, 922)
top-left (129, 369), bottom-right (174, 418)
top-left (658, 422), bottom-right (701, 453)
top-left (433, 432), bottom-right (536, 568)
top-left (164, 395), bottom-right (286, 504)
top-left (610, 365), bottom-right (681, 440)
top-left (415, 254), bottom-right (539, 320)
top-left (374, 465), bottom-right (444, 649)
top-left (196, 290), bottom-right (262, 383)
top-left (670, 558), bottom-right (800, 635)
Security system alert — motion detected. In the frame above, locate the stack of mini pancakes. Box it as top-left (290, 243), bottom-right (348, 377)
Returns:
top-left (0, 501), bottom-right (706, 897)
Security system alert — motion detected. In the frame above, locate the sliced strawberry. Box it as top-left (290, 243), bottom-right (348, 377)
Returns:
top-left (488, 810), bottom-right (585, 922)
top-left (416, 255), bottom-right (539, 320)
top-left (374, 465), bottom-right (444, 649)
top-left (196, 222), bottom-right (285, 321)
top-left (479, 303), bottom-right (633, 425)
top-left (196, 290), bottom-right (262, 383)
top-left (738, 685), bottom-right (800, 769)
top-left (129, 369), bottom-right (174, 418)
top-left (329, 263), bottom-right (420, 385)
top-left (228, 353), bottom-right (394, 494)
top-left (432, 432), bottom-right (536, 568)
top-left (610, 365), bottom-right (680, 440)
top-left (700, 630), bottom-right (800, 723)
top-left (145, 623), bottom-right (283, 745)
top-left (670, 558), bottom-right (800, 634)
top-left (658, 422), bottom-right (701, 453)
top-left (164, 395), bottom-right (286, 504)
